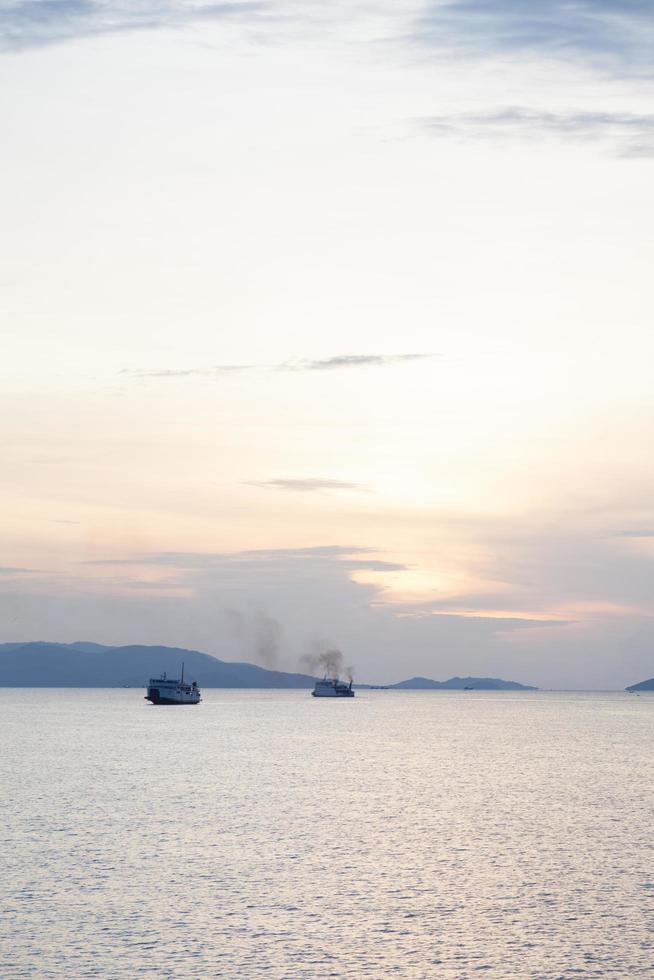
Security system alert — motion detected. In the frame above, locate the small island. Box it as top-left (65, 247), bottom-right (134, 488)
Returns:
top-left (386, 675), bottom-right (537, 691)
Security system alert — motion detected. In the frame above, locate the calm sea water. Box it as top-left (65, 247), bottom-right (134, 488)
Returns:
top-left (1, 689), bottom-right (653, 979)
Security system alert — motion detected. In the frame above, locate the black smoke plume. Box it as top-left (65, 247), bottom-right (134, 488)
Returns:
top-left (300, 647), bottom-right (354, 681)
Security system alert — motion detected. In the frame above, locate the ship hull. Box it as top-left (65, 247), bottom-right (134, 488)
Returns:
top-left (312, 688), bottom-right (355, 698)
top-left (145, 694), bottom-right (200, 705)
top-left (145, 687), bottom-right (201, 705)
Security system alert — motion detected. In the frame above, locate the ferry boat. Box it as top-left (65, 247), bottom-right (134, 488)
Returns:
top-left (145, 665), bottom-right (201, 705)
top-left (312, 676), bottom-right (355, 698)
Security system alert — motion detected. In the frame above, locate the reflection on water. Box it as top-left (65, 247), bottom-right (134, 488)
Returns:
top-left (2, 689), bottom-right (653, 978)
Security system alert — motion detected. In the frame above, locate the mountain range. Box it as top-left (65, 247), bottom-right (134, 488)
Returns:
top-left (0, 641), bottom-right (538, 690)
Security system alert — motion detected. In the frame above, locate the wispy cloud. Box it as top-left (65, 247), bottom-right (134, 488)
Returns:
top-left (0, 0), bottom-right (270, 52)
top-left (388, 592), bottom-right (574, 625)
top-left (279, 354), bottom-right (432, 371)
top-left (414, 0), bottom-right (654, 75)
top-left (612, 529), bottom-right (654, 538)
top-left (247, 478), bottom-right (370, 493)
top-left (3, 0), bottom-right (651, 100)
top-left (83, 545), bottom-right (375, 567)
top-left (420, 107), bottom-right (654, 157)
top-left (341, 559), bottom-right (408, 572)
top-left (401, 609), bottom-right (572, 629)
top-left (0, 566), bottom-right (43, 575)
top-left (122, 364), bottom-right (254, 379)
top-left (122, 354), bottom-right (434, 379)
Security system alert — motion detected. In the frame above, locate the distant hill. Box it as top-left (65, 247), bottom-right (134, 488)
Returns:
top-left (625, 677), bottom-right (654, 692)
top-left (0, 642), bottom-right (538, 690)
top-left (0, 642), bottom-right (316, 688)
top-left (388, 675), bottom-right (537, 691)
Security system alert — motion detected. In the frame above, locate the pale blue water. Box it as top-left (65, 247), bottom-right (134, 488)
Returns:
top-left (1, 690), bottom-right (653, 978)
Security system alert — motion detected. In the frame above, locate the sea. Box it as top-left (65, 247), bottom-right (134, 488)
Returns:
top-left (1, 689), bottom-right (653, 979)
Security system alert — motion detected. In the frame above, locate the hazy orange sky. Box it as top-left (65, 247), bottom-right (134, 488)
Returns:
top-left (2, 1), bottom-right (654, 687)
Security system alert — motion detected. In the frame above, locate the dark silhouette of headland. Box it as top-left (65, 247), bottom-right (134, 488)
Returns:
top-left (625, 677), bottom-right (654, 692)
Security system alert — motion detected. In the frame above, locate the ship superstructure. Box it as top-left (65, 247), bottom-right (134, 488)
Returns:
top-left (312, 676), bottom-right (355, 698)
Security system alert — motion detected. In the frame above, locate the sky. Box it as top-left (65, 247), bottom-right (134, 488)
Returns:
top-left (2, 0), bottom-right (654, 688)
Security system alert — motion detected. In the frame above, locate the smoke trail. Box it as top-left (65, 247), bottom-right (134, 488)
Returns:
top-left (222, 609), bottom-right (282, 668)
top-left (319, 648), bottom-right (343, 677)
top-left (300, 647), bottom-right (354, 680)
top-left (253, 611), bottom-right (282, 668)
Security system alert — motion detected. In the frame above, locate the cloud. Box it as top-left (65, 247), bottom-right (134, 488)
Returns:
top-left (470, 517), bottom-right (654, 618)
top-left (6, 543), bottom-right (557, 684)
top-left (0, 0), bottom-right (270, 52)
top-left (612, 529), bottom-right (654, 538)
top-left (414, 0), bottom-right (654, 75)
top-left (419, 612), bottom-right (571, 630)
top-left (3, 0), bottom-right (651, 101)
top-left (340, 559), bottom-right (408, 572)
top-left (247, 478), bottom-right (369, 493)
top-left (0, 566), bottom-right (43, 575)
top-left (122, 354), bottom-right (434, 380)
top-left (279, 354), bottom-right (432, 371)
top-left (122, 365), bottom-right (254, 379)
top-left (389, 591), bottom-right (574, 620)
top-left (83, 545), bottom-right (375, 567)
top-left (420, 107), bottom-right (654, 157)
top-left (8, 528), bottom-right (654, 687)
top-left (104, 577), bottom-right (191, 593)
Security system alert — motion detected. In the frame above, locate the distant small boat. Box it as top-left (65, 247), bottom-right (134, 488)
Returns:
top-left (312, 676), bottom-right (355, 698)
top-left (145, 664), bottom-right (201, 705)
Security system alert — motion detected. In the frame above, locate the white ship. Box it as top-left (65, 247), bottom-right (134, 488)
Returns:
top-left (145, 665), bottom-right (201, 705)
top-left (312, 676), bottom-right (355, 698)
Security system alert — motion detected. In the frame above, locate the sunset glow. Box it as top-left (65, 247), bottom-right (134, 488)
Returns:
top-left (3, 1), bottom-right (654, 688)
